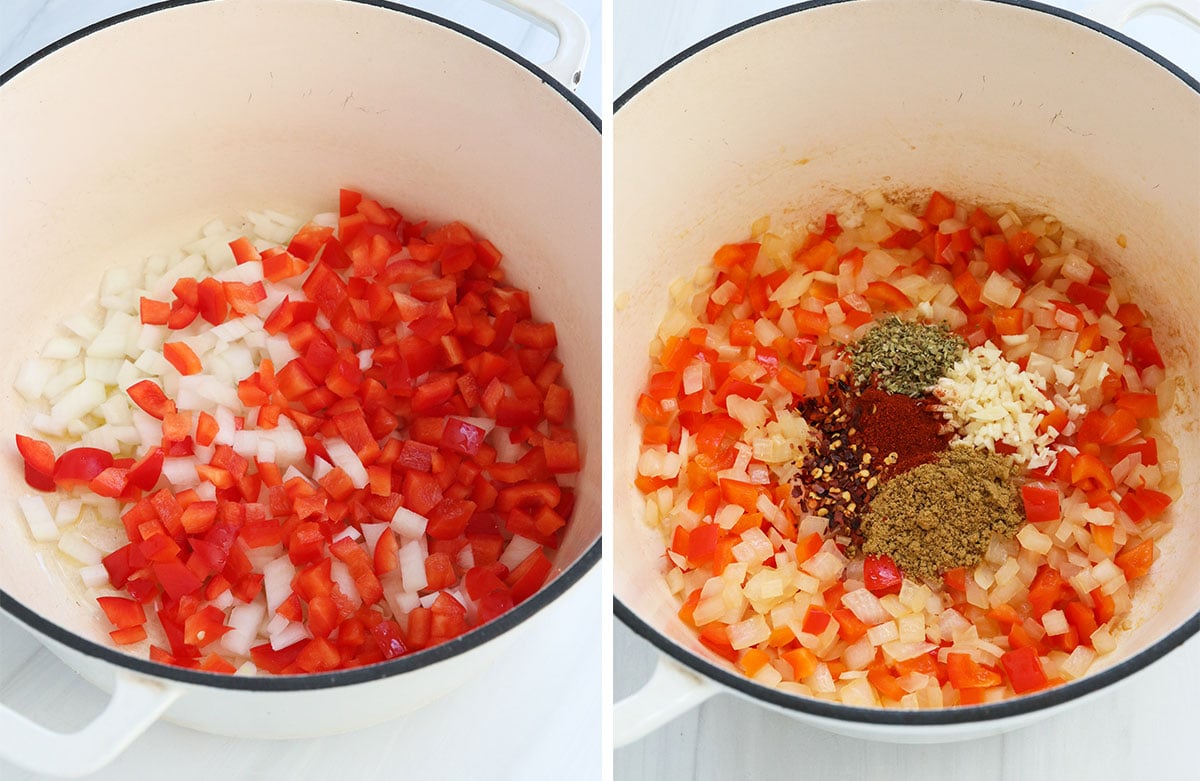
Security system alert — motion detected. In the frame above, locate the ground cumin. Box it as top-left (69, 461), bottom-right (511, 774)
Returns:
top-left (861, 446), bottom-right (1025, 580)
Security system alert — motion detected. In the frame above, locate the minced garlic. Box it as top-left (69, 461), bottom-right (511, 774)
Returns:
top-left (934, 343), bottom-right (1056, 466)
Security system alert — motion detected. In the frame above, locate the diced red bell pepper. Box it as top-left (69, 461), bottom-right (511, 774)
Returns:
top-left (126, 447), bottom-right (165, 491)
top-left (1000, 646), bottom-right (1049, 693)
top-left (330, 537), bottom-right (384, 606)
top-left (1115, 391), bottom-right (1159, 419)
top-left (511, 321), bottom-right (557, 349)
top-left (109, 626), bottom-right (149, 645)
top-left (793, 308), bottom-right (830, 336)
top-left (495, 396), bottom-right (543, 428)
top-left (373, 528), bottom-right (399, 575)
top-left (1070, 453), bottom-right (1115, 491)
top-left (428, 592), bottom-right (469, 645)
top-left (1114, 538), bottom-right (1155, 580)
top-left (229, 236), bottom-right (261, 265)
top-left (864, 554), bottom-right (903, 596)
top-left (127, 380), bottom-right (176, 420)
top-left (507, 548), bottom-right (552, 604)
top-left (89, 466), bottom-right (130, 498)
top-left (1021, 483), bottom-right (1060, 523)
top-left (947, 652), bottom-right (1003, 689)
top-left (683, 523), bottom-right (719, 565)
top-left (96, 596), bottom-right (147, 629)
top-left (197, 277), bottom-right (229, 325)
top-left (153, 560), bottom-right (204, 600)
top-left (371, 619), bottom-right (409, 659)
top-left (542, 439), bottom-right (581, 474)
top-left (440, 417), bottom-right (486, 457)
top-left (1027, 565), bottom-right (1067, 617)
top-left (801, 605), bottom-right (832, 635)
top-left (294, 637), bottom-right (342, 673)
top-left (52, 447), bottom-right (115, 488)
top-left (426, 498), bottom-right (477, 540)
top-left (863, 281), bottom-right (912, 311)
top-left (953, 270), bottom-right (986, 313)
top-left (139, 297), bottom-right (171, 325)
top-left (163, 342), bottom-right (202, 375)
top-left (924, 191), bottom-right (956, 224)
top-left (424, 552), bottom-right (456, 591)
top-left (223, 281), bottom-right (266, 315)
top-left (713, 242), bottom-right (761, 270)
top-left (17, 434), bottom-right (57, 489)
top-left (183, 605), bottom-right (231, 647)
top-left (1124, 327), bottom-right (1164, 369)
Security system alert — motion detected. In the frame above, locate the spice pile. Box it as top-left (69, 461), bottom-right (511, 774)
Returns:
top-left (849, 317), bottom-right (963, 397)
top-left (857, 388), bottom-right (948, 477)
top-left (862, 447), bottom-right (1026, 580)
top-left (809, 315), bottom-right (1030, 573)
top-left (635, 189), bottom-right (1179, 707)
top-left (789, 380), bottom-right (951, 549)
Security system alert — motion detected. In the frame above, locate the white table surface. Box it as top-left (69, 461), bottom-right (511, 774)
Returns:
top-left (0, 2), bottom-right (601, 780)
top-left (613, 1), bottom-right (1200, 779)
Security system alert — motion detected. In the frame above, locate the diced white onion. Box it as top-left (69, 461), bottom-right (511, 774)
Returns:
top-left (14, 358), bottom-right (58, 401)
top-left (18, 495), bottom-right (59, 542)
top-left (262, 555), bottom-right (296, 615)
top-left (55, 498), bottom-right (83, 527)
top-left (269, 621), bottom-right (310, 651)
top-left (727, 615), bottom-right (770, 650)
top-left (323, 437), bottom-right (369, 489)
top-left (360, 523), bottom-right (389, 555)
top-left (1041, 609), bottom-right (1069, 636)
top-left (398, 539), bottom-right (429, 592)
top-left (57, 531), bottom-right (102, 564)
top-left (499, 535), bottom-right (541, 571)
top-left (391, 507), bottom-right (429, 539)
top-left (80, 563), bottom-right (111, 588)
top-left (330, 557), bottom-right (361, 605)
top-left (867, 620), bottom-right (900, 646)
top-left (841, 588), bottom-right (890, 626)
top-left (221, 603), bottom-right (266, 657)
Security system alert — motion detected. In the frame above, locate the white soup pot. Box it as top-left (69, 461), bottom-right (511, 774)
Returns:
top-left (0, 0), bottom-right (601, 775)
top-left (614, 0), bottom-right (1199, 746)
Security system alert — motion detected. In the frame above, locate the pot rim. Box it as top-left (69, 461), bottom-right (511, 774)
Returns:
top-left (614, 0), bottom-right (1200, 725)
top-left (616, 0), bottom-right (1200, 111)
top-left (0, 0), bottom-right (601, 692)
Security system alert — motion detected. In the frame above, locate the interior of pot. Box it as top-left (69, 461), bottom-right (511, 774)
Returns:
top-left (615, 0), bottom-right (1199, 712)
top-left (0, 0), bottom-right (600, 663)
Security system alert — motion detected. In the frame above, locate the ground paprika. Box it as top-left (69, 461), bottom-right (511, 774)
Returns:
top-left (858, 388), bottom-right (949, 476)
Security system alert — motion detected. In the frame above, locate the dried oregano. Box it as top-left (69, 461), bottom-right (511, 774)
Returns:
top-left (848, 316), bottom-right (965, 397)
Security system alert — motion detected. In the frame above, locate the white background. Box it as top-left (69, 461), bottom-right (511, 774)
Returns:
top-left (5, 0), bottom-right (1200, 779)
top-left (0, 1), bottom-right (601, 780)
top-left (613, 1), bottom-right (1199, 780)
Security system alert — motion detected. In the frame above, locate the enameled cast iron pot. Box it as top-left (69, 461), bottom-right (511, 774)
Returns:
top-left (0, 0), bottom-right (600, 775)
top-left (614, 0), bottom-right (1199, 745)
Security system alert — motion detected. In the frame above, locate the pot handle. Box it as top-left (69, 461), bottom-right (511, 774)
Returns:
top-left (0, 670), bottom-right (180, 777)
top-left (1085, 0), bottom-right (1200, 29)
top-left (614, 655), bottom-right (721, 747)
top-left (484, 0), bottom-right (590, 89)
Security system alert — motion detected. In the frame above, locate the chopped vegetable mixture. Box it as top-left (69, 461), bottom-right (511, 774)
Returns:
top-left (635, 189), bottom-right (1179, 707)
top-left (15, 189), bottom-right (579, 674)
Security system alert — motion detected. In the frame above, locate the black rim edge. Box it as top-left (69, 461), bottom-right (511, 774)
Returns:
top-left (616, 598), bottom-right (1200, 725)
top-left (613, 0), bottom-right (1200, 726)
top-left (2, 542), bottom-right (600, 691)
top-left (0, 0), bottom-right (600, 691)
